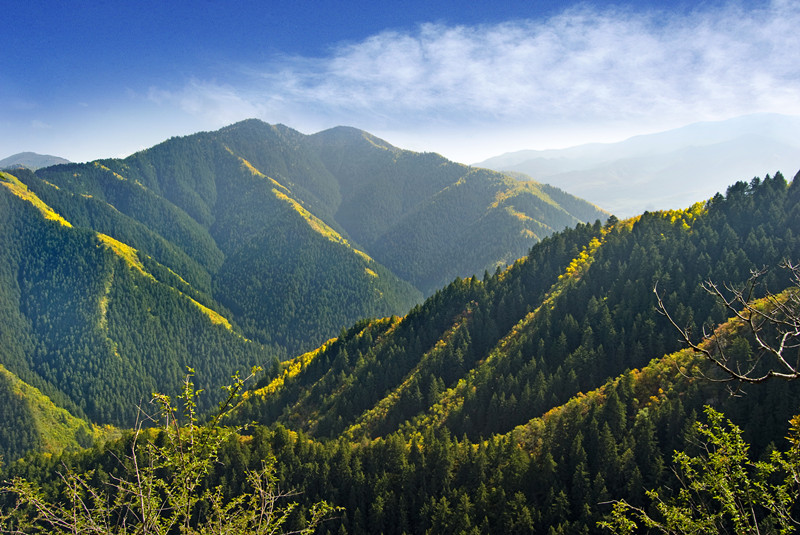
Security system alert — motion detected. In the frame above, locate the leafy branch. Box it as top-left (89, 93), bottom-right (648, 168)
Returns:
top-left (0, 367), bottom-right (340, 534)
top-left (599, 407), bottom-right (800, 534)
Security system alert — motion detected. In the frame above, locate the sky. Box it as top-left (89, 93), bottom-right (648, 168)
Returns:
top-left (3, 0), bottom-right (800, 165)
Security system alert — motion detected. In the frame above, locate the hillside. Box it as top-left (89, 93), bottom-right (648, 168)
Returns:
top-left (232, 171), bottom-right (800, 442)
top-left (0, 120), bottom-right (604, 451)
top-left (5, 171), bottom-right (798, 534)
top-left (308, 126), bottom-right (606, 293)
top-left (0, 170), bottom-right (272, 431)
top-left (219, 171), bottom-right (800, 532)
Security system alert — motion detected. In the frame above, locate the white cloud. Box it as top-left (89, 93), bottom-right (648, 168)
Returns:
top-left (147, 80), bottom-right (269, 126)
top-left (147, 0), bottom-right (800, 161)
top-left (262, 2), bottom-right (800, 120)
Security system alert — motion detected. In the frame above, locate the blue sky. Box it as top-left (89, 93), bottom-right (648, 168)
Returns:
top-left (3, 0), bottom-right (799, 164)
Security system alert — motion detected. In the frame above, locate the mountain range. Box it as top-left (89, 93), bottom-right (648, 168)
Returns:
top-left (476, 113), bottom-right (800, 217)
top-left (218, 171), bottom-right (800, 533)
top-left (231, 171), bottom-right (800, 443)
top-left (3, 166), bottom-right (798, 534)
top-left (2, 117), bottom-right (799, 533)
top-left (0, 119), bottom-right (605, 434)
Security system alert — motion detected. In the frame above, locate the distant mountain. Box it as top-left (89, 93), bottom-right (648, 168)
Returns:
top-left (307, 125), bottom-right (607, 293)
top-left (0, 151), bottom-right (70, 170)
top-left (475, 113), bottom-right (800, 217)
top-left (0, 119), bottom-right (605, 441)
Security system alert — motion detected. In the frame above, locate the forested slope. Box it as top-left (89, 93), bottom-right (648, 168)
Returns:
top-left (2, 171), bottom-right (799, 534)
top-left (30, 129), bottom-right (422, 352)
top-left (309, 126), bottom-right (606, 293)
top-left (14, 119), bottom-right (604, 355)
top-left (0, 119), bottom-right (604, 457)
top-left (234, 170), bottom-right (800, 438)
top-left (220, 171), bottom-right (800, 533)
top-left (0, 171), bottom-right (269, 434)
top-left (234, 172), bottom-right (800, 443)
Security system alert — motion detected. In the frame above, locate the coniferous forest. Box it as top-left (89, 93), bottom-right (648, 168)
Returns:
top-left (1, 121), bottom-right (799, 534)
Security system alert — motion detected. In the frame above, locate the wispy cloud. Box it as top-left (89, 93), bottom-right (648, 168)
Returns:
top-left (149, 0), bottom-right (800, 158)
top-left (148, 80), bottom-right (268, 125)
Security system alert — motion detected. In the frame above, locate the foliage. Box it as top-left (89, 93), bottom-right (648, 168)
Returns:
top-left (0, 369), bottom-right (338, 534)
top-left (0, 118), bottom-right (606, 430)
top-left (3, 127), bottom-right (800, 534)
top-left (0, 364), bottom-right (111, 461)
top-left (599, 407), bottom-right (800, 534)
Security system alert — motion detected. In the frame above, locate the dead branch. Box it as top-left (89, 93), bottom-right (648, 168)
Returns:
top-left (655, 260), bottom-right (800, 385)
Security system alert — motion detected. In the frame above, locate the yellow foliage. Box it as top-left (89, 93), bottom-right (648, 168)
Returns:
top-left (491, 181), bottom-right (558, 210)
top-left (93, 161), bottom-right (126, 181)
top-left (96, 234), bottom-right (233, 330)
top-left (244, 341), bottom-right (332, 401)
top-left (273, 190), bottom-right (345, 243)
top-left (657, 202), bottom-right (707, 231)
top-left (187, 298), bottom-right (232, 330)
top-left (224, 147), bottom-right (292, 196)
top-left (97, 233), bottom-right (152, 278)
top-left (0, 364), bottom-right (119, 455)
top-left (561, 237), bottom-right (601, 280)
top-left (272, 189), bottom-right (376, 263)
top-left (353, 248), bottom-right (375, 263)
top-left (1, 172), bottom-right (73, 227)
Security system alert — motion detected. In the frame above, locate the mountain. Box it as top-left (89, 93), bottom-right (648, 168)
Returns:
top-left (12, 119), bottom-right (800, 533)
top-left (232, 170), bottom-right (800, 442)
top-left (307, 125), bottom-right (606, 293)
top-left (0, 169), bottom-right (272, 430)
top-left (5, 170), bottom-right (798, 534)
top-left (0, 151), bottom-right (70, 170)
top-left (0, 119), bottom-right (604, 443)
top-left (475, 113), bottom-right (800, 217)
top-left (217, 171), bottom-right (800, 532)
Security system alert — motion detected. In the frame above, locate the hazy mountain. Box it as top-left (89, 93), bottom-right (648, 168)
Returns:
top-left (233, 171), bottom-right (800, 441)
top-left (476, 113), bottom-right (800, 216)
top-left (307, 125), bottom-right (608, 293)
top-left (0, 119), bottom-right (604, 438)
top-left (0, 151), bottom-right (70, 170)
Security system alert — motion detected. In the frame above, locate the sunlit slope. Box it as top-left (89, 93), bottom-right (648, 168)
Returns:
top-left (0, 364), bottom-right (118, 462)
top-left (232, 172), bottom-right (800, 440)
top-left (0, 172), bottom-right (268, 427)
top-left (25, 119), bottom-right (603, 355)
top-left (30, 127), bottom-right (422, 354)
top-left (309, 126), bottom-right (608, 294)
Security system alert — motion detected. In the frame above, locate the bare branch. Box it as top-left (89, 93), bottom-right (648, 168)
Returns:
top-left (655, 262), bottom-right (800, 385)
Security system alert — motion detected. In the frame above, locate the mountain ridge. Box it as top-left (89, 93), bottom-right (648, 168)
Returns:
top-left (230, 171), bottom-right (800, 443)
top-left (0, 119), bottom-right (605, 441)
top-left (2, 166), bottom-right (798, 534)
top-left (476, 113), bottom-right (800, 216)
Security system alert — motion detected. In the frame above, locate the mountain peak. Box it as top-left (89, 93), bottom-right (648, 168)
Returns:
top-left (0, 152), bottom-right (71, 171)
top-left (311, 126), bottom-right (398, 152)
